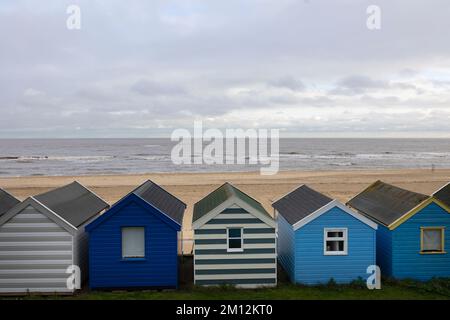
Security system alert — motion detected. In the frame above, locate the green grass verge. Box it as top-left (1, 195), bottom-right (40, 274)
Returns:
top-left (6, 278), bottom-right (450, 300)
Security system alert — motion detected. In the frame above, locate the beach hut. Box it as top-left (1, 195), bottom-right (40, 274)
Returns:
top-left (85, 180), bottom-right (186, 289)
top-left (273, 185), bottom-right (377, 285)
top-left (192, 182), bottom-right (277, 288)
top-left (0, 188), bottom-right (20, 217)
top-left (433, 182), bottom-right (450, 209)
top-left (347, 180), bottom-right (450, 280)
top-left (0, 182), bottom-right (109, 294)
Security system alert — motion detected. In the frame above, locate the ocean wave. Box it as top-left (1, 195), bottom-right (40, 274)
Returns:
top-left (130, 155), bottom-right (171, 161)
top-left (330, 162), bottom-right (356, 167)
top-left (277, 151), bottom-right (450, 161)
top-left (356, 152), bottom-right (450, 160)
top-left (0, 155), bottom-right (115, 162)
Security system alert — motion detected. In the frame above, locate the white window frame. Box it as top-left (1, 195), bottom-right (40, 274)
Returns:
top-left (324, 228), bottom-right (348, 256)
top-left (227, 227), bottom-right (244, 252)
top-left (121, 227), bottom-right (146, 259)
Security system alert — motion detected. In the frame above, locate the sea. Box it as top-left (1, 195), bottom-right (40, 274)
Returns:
top-left (0, 138), bottom-right (449, 177)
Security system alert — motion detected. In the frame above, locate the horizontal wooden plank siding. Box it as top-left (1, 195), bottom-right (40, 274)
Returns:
top-left (277, 213), bottom-right (296, 282)
top-left (195, 258), bottom-right (276, 265)
top-left (0, 206), bottom-right (73, 293)
top-left (88, 198), bottom-right (179, 289)
top-left (376, 225), bottom-right (392, 276)
top-left (195, 278), bottom-right (276, 286)
top-left (194, 205), bottom-right (277, 288)
top-left (294, 206), bottom-right (376, 285)
top-left (391, 202), bottom-right (450, 280)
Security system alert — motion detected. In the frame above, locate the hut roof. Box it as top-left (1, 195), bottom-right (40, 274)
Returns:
top-left (433, 182), bottom-right (450, 208)
top-left (272, 185), bottom-right (333, 225)
top-left (347, 180), bottom-right (428, 226)
top-left (132, 180), bottom-right (186, 225)
top-left (0, 188), bottom-right (20, 217)
top-left (34, 181), bottom-right (109, 227)
top-left (193, 182), bottom-right (270, 223)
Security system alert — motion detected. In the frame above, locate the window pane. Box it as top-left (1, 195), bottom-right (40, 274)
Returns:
top-left (326, 240), bottom-right (344, 252)
top-left (328, 231), bottom-right (343, 238)
top-left (122, 227), bottom-right (145, 258)
top-left (229, 238), bottom-right (242, 249)
top-left (423, 229), bottom-right (442, 252)
top-left (228, 228), bottom-right (242, 238)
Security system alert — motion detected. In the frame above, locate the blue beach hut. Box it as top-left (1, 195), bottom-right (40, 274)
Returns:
top-left (274, 185), bottom-right (377, 285)
top-left (347, 180), bottom-right (450, 280)
top-left (86, 180), bottom-right (186, 289)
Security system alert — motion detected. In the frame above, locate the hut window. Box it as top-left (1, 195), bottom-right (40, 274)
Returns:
top-left (227, 228), bottom-right (243, 252)
top-left (324, 228), bottom-right (348, 255)
top-left (421, 227), bottom-right (445, 254)
top-left (122, 227), bottom-right (145, 259)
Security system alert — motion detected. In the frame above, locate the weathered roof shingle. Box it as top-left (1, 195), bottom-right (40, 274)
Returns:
top-left (34, 181), bottom-right (109, 227)
top-left (0, 188), bottom-right (20, 217)
top-left (272, 185), bottom-right (333, 225)
top-left (133, 180), bottom-right (186, 225)
top-left (347, 180), bottom-right (428, 226)
top-left (193, 182), bottom-right (269, 222)
top-left (433, 182), bottom-right (450, 208)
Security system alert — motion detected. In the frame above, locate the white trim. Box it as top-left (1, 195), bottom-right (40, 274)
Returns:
top-left (200, 223), bottom-right (269, 230)
top-left (323, 228), bottom-right (348, 255)
top-left (192, 196), bottom-right (276, 230)
top-left (192, 198), bottom-right (236, 229)
top-left (226, 227), bottom-right (244, 252)
top-left (292, 200), bottom-right (378, 231)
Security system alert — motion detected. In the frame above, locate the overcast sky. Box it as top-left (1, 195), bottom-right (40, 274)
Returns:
top-left (1, 0), bottom-right (450, 138)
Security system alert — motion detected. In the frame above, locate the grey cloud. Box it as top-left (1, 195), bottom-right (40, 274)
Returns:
top-left (131, 79), bottom-right (186, 96)
top-left (0, 1), bottom-right (450, 137)
top-left (268, 76), bottom-right (305, 91)
top-left (332, 75), bottom-right (388, 95)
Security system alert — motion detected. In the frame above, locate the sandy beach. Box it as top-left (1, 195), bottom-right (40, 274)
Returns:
top-left (1, 169), bottom-right (449, 234)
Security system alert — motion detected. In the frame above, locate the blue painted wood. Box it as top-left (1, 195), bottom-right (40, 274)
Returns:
top-left (292, 206), bottom-right (376, 285)
top-left (390, 202), bottom-right (450, 280)
top-left (86, 194), bottom-right (181, 289)
top-left (277, 214), bottom-right (296, 282)
top-left (375, 225), bottom-right (392, 276)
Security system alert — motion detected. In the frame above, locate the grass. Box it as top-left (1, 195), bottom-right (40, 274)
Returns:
top-left (7, 278), bottom-right (450, 300)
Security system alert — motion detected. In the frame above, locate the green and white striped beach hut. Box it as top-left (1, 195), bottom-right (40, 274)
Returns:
top-left (192, 182), bottom-right (277, 288)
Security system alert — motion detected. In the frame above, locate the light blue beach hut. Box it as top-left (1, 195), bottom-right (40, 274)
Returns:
top-left (274, 185), bottom-right (377, 285)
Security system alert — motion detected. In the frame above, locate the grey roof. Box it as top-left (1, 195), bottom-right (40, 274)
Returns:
top-left (193, 182), bottom-right (270, 223)
top-left (133, 180), bottom-right (186, 225)
top-left (272, 185), bottom-right (333, 225)
top-left (0, 188), bottom-right (20, 217)
top-left (433, 182), bottom-right (450, 208)
top-left (347, 180), bottom-right (429, 226)
top-left (34, 181), bottom-right (109, 228)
